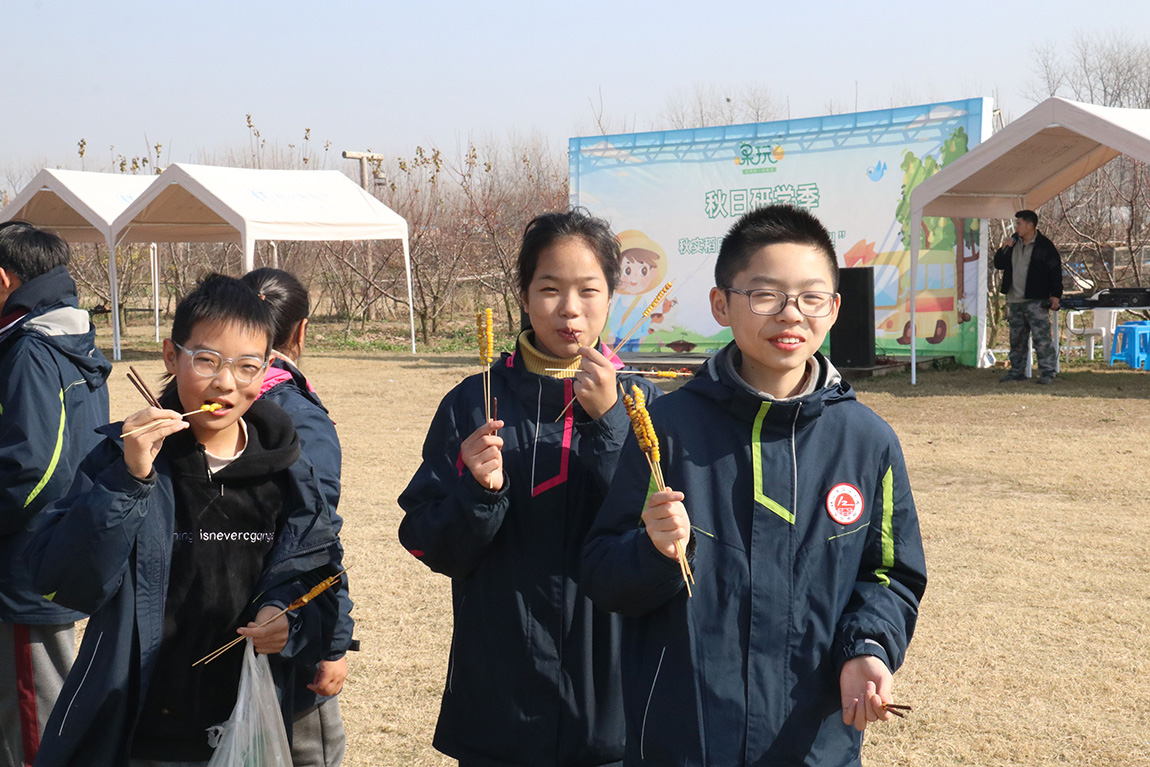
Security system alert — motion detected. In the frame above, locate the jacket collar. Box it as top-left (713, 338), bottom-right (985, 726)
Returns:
top-left (1, 265), bottom-right (77, 317)
top-left (684, 342), bottom-right (853, 427)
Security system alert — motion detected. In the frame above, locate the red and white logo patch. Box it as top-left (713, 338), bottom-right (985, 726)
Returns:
top-left (826, 483), bottom-right (864, 525)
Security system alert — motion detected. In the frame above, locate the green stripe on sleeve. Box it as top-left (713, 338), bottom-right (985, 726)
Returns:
top-left (23, 389), bottom-right (65, 509)
top-left (874, 465), bottom-right (895, 586)
top-left (752, 403), bottom-right (794, 524)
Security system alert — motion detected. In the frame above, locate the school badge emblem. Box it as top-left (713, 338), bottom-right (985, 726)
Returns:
top-left (826, 483), bottom-right (864, 525)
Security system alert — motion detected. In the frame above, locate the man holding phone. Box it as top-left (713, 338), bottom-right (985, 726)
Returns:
top-left (993, 210), bottom-right (1063, 384)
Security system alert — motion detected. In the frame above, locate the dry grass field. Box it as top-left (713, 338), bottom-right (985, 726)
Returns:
top-left (106, 345), bottom-right (1150, 767)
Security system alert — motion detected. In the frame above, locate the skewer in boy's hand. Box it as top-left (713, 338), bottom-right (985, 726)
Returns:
top-left (572, 345), bottom-right (618, 420)
top-left (121, 407), bottom-right (189, 479)
top-left (461, 419), bottom-right (505, 491)
top-left (642, 487), bottom-right (690, 560)
top-left (237, 605), bottom-right (290, 655)
top-left (307, 657), bottom-right (348, 696)
top-left (839, 654), bottom-right (895, 732)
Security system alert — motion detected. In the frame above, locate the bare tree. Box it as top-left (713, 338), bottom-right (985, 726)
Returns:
top-left (1029, 33), bottom-right (1150, 109)
top-left (1026, 33), bottom-right (1150, 300)
top-left (450, 135), bottom-right (567, 329)
top-left (655, 83), bottom-right (782, 130)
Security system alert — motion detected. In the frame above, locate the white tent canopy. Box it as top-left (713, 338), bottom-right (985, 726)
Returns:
top-left (0, 168), bottom-right (154, 359)
top-left (112, 163), bottom-right (417, 352)
top-left (908, 97), bottom-right (1150, 383)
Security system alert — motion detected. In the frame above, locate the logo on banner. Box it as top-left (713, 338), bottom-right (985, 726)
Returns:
top-left (826, 483), bottom-right (864, 525)
top-left (735, 143), bottom-right (784, 174)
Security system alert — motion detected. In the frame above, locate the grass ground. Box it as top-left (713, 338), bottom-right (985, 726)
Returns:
top-left (103, 322), bottom-right (1150, 766)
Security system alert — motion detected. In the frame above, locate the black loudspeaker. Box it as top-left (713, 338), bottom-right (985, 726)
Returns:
top-left (830, 267), bottom-right (876, 369)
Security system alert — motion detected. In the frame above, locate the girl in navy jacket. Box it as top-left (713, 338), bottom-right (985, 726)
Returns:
top-left (243, 266), bottom-right (354, 767)
top-left (398, 209), bottom-right (661, 767)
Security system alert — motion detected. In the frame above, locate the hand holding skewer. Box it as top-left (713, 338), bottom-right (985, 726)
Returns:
top-left (839, 655), bottom-right (911, 732)
top-left (623, 383), bottom-right (693, 595)
top-left (121, 407), bottom-right (190, 479)
top-left (570, 345), bottom-right (618, 421)
top-left (460, 419), bottom-right (505, 492)
top-left (194, 568), bottom-right (349, 666)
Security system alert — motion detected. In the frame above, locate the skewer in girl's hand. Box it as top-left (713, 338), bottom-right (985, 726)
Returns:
top-left (121, 406), bottom-right (189, 479)
top-left (572, 345), bottom-right (618, 420)
top-left (460, 419), bottom-right (505, 491)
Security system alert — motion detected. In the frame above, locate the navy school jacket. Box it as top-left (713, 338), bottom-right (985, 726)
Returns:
top-left (582, 345), bottom-right (927, 767)
top-left (25, 398), bottom-right (341, 767)
top-left (398, 341), bottom-right (661, 767)
top-left (260, 357), bottom-right (356, 712)
top-left (0, 265), bottom-right (111, 624)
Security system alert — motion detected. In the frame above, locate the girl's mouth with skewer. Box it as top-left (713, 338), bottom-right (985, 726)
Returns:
top-left (556, 327), bottom-right (581, 345)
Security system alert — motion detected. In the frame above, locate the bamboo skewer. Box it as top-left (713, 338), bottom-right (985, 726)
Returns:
top-left (193, 568), bottom-right (349, 667)
top-left (604, 281), bottom-right (674, 359)
top-left (120, 403), bottom-right (223, 439)
top-left (621, 383), bottom-right (693, 596)
top-left (546, 368), bottom-right (691, 379)
top-left (477, 309), bottom-right (494, 423)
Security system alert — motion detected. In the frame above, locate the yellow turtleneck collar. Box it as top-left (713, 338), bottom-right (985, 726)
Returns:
top-left (516, 330), bottom-right (588, 379)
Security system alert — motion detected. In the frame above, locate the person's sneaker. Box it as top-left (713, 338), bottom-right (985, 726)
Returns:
top-left (999, 372), bottom-right (1025, 382)
top-left (1036, 373), bottom-right (1055, 385)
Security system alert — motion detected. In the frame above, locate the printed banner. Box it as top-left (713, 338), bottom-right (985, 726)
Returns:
top-left (570, 98), bottom-right (990, 364)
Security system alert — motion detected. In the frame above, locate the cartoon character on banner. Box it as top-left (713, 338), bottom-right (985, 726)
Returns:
top-left (607, 230), bottom-right (675, 352)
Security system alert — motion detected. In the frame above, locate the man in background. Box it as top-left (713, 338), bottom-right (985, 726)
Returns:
top-left (0, 222), bottom-right (111, 766)
top-left (993, 210), bottom-right (1063, 384)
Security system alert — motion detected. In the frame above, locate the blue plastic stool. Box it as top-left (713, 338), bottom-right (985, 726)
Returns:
top-left (1140, 326), bottom-right (1150, 371)
top-left (1110, 323), bottom-right (1150, 369)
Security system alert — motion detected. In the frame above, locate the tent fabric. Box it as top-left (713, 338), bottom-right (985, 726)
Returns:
top-left (906, 97), bottom-right (1150, 383)
top-left (0, 169), bottom-right (155, 359)
top-left (1, 169), bottom-right (154, 241)
top-left (111, 163), bottom-right (417, 354)
top-left (112, 163), bottom-right (410, 267)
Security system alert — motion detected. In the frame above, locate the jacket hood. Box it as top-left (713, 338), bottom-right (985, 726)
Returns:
top-left (682, 342), bottom-right (854, 426)
top-left (2, 265), bottom-right (75, 316)
top-left (261, 357), bottom-right (327, 414)
top-left (0, 265), bottom-right (111, 389)
top-left (157, 389), bottom-right (301, 480)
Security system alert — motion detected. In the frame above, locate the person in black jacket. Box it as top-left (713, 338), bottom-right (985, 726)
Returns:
top-left (992, 210), bottom-right (1063, 384)
top-left (398, 209), bottom-right (661, 767)
top-left (0, 222), bottom-right (111, 767)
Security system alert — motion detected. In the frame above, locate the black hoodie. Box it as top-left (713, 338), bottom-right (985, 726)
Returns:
top-left (131, 392), bottom-right (302, 762)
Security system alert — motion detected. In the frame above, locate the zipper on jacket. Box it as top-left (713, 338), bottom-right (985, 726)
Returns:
top-left (640, 646), bottom-right (667, 760)
top-left (790, 406), bottom-right (800, 515)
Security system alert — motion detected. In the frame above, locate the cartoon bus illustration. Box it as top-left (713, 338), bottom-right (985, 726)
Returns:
top-left (843, 240), bottom-right (967, 345)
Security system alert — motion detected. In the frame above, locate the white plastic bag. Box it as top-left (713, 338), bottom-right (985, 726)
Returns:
top-left (205, 638), bottom-right (292, 767)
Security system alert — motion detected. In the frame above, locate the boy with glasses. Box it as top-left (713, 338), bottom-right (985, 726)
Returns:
top-left (583, 205), bottom-right (927, 766)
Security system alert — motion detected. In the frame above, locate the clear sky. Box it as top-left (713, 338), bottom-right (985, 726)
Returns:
top-left (2, 0), bottom-right (1147, 183)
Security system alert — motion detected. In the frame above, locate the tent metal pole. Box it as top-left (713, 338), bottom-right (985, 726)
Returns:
top-left (910, 216), bottom-right (920, 385)
top-left (403, 238), bottom-right (416, 353)
top-left (106, 236), bottom-right (122, 361)
top-left (151, 243), bottom-right (160, 342)
top-left (976, 221), bottom-right (989, 366)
